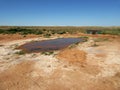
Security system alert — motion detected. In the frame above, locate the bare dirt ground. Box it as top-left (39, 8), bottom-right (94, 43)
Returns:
top-left (0, 34), bottom-right (40, 43)
top-left (0, 34), bottom-right (120, 90)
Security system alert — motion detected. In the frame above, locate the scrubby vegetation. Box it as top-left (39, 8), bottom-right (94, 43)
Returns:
top-left (0, 26), bottom-right (120, 35)
top-left (41, 51), bottom-right (54, 55)
top-left (79, 36), bottom-right (89, 42)
top-left (94, 38), bottom-right (109, 42)
top-left (100, 29), bottom-right (120, 35)
top-left (15, 51), bottom-right (25, 55)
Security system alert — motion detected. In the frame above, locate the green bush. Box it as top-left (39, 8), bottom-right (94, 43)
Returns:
top-left (35, 30), bottom-right (43, 35)
top-left (0, 29), bottom-right (4, 34)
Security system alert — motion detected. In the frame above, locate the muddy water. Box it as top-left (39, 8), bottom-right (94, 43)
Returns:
top-left (18, 38), bottom-right (83, 53)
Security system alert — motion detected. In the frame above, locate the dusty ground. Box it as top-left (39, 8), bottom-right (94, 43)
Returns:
top-left (0, 34), bottom-right (40, 43)
top-left (0, 34), bottom-right (120, 90)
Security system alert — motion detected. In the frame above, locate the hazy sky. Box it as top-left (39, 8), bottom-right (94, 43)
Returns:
top-left (0, 0), bottom-right (120, 26)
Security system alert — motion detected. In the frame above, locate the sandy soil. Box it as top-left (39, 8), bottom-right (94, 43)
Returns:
top-left (0, 34), bottom-right (120, 90)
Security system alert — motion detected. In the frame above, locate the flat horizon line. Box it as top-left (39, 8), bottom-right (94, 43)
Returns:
top-left (0, 25), bottom-right (120, 27)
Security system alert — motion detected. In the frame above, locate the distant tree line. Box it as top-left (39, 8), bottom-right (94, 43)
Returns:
top-left (0, 26), bottom-right (120, 35)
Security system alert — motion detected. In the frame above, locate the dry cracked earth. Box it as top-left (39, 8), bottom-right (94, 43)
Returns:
top-left (0, 35), bottom-right (120, 90)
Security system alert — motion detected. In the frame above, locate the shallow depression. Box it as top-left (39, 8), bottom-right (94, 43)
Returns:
top-left (18, 38), bottom-right (83, 53)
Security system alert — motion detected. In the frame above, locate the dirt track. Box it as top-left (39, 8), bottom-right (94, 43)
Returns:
top-left (0, 34), bottom-right (120, 90)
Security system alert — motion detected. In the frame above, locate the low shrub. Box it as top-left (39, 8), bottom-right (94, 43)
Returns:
top-left (41, 51), bottom-right (54, 55)
top-left (43, 33), bottom-right (51, 38)
top-left (94, 38), bottom-right (109, 42)
top-left (15, 51), bottom-right (25, 55)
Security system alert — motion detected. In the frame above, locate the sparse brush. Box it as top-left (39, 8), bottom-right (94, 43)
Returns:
top-left (68, 44), bottom-right (77, 49)
top-left (92, 43), bottom-right (99, 47)
top-left (15, 51), bottom-right (25, 55)
top-left (79, 36), bottom-right (89, 42)
top-left (41, 51), bottom-right (54, 55)
top-left (94, 38), bottom-right (109, 42)
top-left (43, 33), bottom-right (51, 38)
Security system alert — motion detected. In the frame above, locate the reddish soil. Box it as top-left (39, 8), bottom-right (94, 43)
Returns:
top-left (57, 48), bottom-right (86, 63)
top-left (0, 34), bottom-right (39, 43)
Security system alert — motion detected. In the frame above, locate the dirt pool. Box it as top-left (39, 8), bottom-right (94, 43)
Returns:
top-left (18, 38), bottom-right (83, 53)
